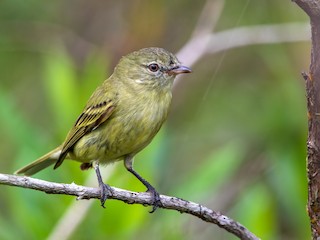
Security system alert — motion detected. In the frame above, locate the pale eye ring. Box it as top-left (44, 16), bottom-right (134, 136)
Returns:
top-left (148, 63), bottom-right (160, 72)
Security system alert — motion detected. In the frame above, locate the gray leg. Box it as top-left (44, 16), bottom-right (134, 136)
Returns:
top-left (124, 156), bottom-right (162, 213)
top-left (93, 161), bottom-right (112, 208)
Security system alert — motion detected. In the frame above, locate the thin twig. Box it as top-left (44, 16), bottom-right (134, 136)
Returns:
top-left (0, 173), bottom-right (259, 240)
top-left (207, 22), bottom-right (310, 54)
top-left (176, 22), bottom-right (309, 70)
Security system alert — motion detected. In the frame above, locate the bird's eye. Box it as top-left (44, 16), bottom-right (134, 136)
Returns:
top-left (148, 63), bottom-right (160, 72)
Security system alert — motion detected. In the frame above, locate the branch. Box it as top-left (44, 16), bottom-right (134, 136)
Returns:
top-left (293, 0), bottom-right (320, 239)
top-left (206, 23), bottom-right (309, 54)
top-left (176, 22), bottom-right (309, 70)
top-left (175, 0), bottom-right (224, 72)
top-left (0, 173), bottom-right (259, 240)
top-left (293, 0), bottom-right (320, 19)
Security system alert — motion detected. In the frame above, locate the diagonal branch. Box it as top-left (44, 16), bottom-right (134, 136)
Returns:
top-left (0, 173), bottom-right (259, 240)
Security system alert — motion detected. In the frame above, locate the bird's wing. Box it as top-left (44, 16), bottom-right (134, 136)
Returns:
top-left (54, 99), bottom-right (115, 169)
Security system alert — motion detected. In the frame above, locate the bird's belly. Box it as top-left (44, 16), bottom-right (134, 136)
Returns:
top-left (71, 104), bottom-right (168, 164)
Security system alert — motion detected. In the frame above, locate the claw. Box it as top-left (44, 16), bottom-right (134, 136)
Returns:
top-left (147, 186), bottom-right (162, 213)
top-left (100, 183), bottom-right (113, 208)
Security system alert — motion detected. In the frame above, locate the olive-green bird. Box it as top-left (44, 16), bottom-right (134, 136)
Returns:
top-left (15, 47), bottom-right (191, 212)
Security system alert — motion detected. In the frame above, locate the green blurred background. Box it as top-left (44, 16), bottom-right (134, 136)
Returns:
top-left (0, 0), bottom-right (311, 239)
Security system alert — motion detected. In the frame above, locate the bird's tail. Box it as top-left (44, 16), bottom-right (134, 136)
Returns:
top-left (15, 146), bottom-right (62, 176)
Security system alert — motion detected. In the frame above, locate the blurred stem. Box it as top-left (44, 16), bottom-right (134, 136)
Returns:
top-left (47, 166), bottom-right (115, 240)
top-left (175, 22), bottom-right (309, 77)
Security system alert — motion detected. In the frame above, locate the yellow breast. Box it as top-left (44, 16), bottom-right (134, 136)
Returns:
top-left (72, 87), bottom-right (172, 163)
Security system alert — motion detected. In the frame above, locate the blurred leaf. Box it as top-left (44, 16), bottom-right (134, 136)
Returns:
top-left (175, 140), bottom-right (245, 201)
top-left (233, 183), bottom-right (277, 240)
top-left (43, 47), bottom-right (80, 135)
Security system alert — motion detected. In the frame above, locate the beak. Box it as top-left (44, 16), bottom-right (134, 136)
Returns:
top-left (167, 65), bottom-right (192, 76)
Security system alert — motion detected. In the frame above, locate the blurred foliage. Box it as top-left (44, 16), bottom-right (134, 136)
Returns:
top-left (0, 0), bottom-right (311, 239)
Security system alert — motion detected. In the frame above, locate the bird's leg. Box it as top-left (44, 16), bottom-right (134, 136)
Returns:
top-left (124, 156), bottom-right (162, 213)
top-left (93, 161), bottom-right (112, 208)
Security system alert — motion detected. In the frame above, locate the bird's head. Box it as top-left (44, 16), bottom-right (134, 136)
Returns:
top-left (114, 47), bottom-right (191, 90)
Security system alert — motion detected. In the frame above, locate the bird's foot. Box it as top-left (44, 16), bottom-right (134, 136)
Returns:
top-left (93, 161), bottom-right (113, 208)
top-left (99, 183), bottom-right (113, 208)
top-left (147, 186), bottom-right (162, 213)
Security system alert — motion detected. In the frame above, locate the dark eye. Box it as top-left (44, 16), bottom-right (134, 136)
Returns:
top-left (148, 63), bottom-right (160, 72)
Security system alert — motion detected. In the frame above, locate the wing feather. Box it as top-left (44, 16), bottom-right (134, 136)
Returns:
top-left (54, 99), bottom-right (115, 169)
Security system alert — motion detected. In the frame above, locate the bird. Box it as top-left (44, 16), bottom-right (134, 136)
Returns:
top-left (15, 47), bottom-right (191, 212)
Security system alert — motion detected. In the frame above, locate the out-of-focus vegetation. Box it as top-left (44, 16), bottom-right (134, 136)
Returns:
top-left (0, 0), bottom-right (310, 239)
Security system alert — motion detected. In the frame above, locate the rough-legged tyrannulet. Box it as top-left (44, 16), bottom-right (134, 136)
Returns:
top-left (15, 47), bottom-right (191, 212)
